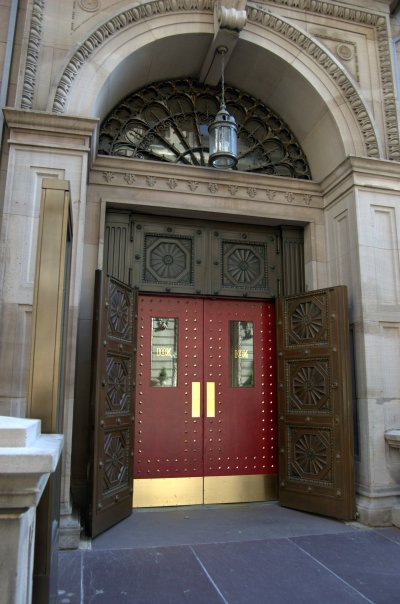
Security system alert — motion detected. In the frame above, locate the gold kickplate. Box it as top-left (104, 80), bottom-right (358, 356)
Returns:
top-left (133, 477), bottom-right (203, 508)
top-left (204, 474), bottom-right (277, 504)
top-left (133, 474), bottom-right (277, 507)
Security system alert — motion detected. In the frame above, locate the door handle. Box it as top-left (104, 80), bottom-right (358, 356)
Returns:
top-left (192, 382), bottom-right (200, 418)
top-left (206, 382), bottom-right (215, 418)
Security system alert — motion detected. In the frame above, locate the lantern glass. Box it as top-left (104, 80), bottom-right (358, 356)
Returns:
top-left (209, 107), bottom-right (238, 169)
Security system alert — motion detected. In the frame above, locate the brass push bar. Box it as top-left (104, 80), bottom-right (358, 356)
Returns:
top-left (207, 382), bottom-right (215, 417)
top-left (192, 381), bottom-right (215, 417)
top-left (191, 382), bottom-right (201, 418)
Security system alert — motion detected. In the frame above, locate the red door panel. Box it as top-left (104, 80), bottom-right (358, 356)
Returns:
top-left (134, 295), bottom-right (204, 478)
top-left (203, 299), bottom-right (277, 477)
top-left (134, 295), bottom-right (277, 505)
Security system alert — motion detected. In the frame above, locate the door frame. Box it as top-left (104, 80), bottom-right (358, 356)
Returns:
top-left (88, 213), bottom-right (355, 538)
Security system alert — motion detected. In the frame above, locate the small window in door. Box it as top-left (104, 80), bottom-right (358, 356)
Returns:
top-left (151, 317), bottom-right (178, 387)
top-left (230, 320), bottom-right (254, 387)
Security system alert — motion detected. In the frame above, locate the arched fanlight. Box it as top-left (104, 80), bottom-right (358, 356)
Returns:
top-left (208, 47), bottom-right (238, 169)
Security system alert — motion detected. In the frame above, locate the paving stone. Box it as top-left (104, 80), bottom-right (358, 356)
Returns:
top-left (81, 546), bottom-right (223, 603)
top-left (92, 502), bottom-right (353, 551)
top-left (57, 551), bottom-right (82, 604)
top-left (292, 531), bottom-right (400, 604)
top-left (193, 538), bottom-right (367, 604)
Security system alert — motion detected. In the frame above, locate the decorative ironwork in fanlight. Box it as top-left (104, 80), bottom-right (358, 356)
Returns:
top-left (98, 79), bottom-right (311, 178)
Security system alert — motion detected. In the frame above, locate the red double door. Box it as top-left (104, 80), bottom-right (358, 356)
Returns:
top-left (133, 295), bottom-right (277, 506)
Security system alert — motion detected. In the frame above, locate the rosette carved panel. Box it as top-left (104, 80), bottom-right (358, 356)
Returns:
top-left (276, 287), bottom-right (355, 520)
top-left (89, 273), bottom-right (137, 537)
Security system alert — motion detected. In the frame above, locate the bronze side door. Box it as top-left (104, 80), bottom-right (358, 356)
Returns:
top-left (276, 286), bottom-right (355, 520)
top-left (89, 272), bottom-right (136, 537)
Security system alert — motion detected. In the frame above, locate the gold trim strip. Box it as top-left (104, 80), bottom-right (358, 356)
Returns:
top-left (27, 179), bottom-right (71, 433)
top-left (204, 474), bottom-right (277, 505)
top-left (192, 382), bottom-right (201, 418)
top-left (206, 382), bottom-right (215, 417)
top-left (133, 477), bottom-right (203, 508)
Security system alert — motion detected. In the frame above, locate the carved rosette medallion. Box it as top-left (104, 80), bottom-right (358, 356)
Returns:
top-left (336, 43), bottom-right (353, 62)
top-left (286, 297), bottom-right (328, 346)
top-left (144, 235), bottom-right (192, 284)
top-left (103, 430), bottom-right (129, 493)
top-left (223, 242), bottom-right (266, 289)
top-left (108, 284), bottom-right (131, 340)
top-left (105, 356), bottom-right (130, 413)
top-left (288, 428), bottom-right (333, 485)
top-left (287, 360), bottom-right (330, 413)
top-left (79, 0), bottom-right (100, 11)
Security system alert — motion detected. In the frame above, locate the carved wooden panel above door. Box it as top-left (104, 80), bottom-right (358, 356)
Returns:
top-left (104, 213), bottom-right (302, 298)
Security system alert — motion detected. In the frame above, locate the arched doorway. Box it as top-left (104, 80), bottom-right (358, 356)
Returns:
top-left (86, 63), bottom-right (355, 534)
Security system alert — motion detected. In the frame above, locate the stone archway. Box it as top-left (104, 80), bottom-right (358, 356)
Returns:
top-left (48, 0), bottom-right (383, 181)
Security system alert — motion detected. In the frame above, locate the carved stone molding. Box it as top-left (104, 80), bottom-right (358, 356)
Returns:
top-left (92, 167), bottom-right (321, 207)
top-left (314, 35), bottom-right (359, 82)
top-left (79, 0), bottom-right (100, 11)
top-left (52, 0), bottom-right (214, 114)
top-left (385, 429), bottom-right (400, 449)
top-left (247, 187), bottom-right (257, 198)
top-left (103, 171), bottom-right (115, 183)
top-left (261, 0), bottom-right (385, 23)
top-left (217, 0), bottom-right (247, 31)
top-left (259, 0), bottom-right (399, 160)
top-left (246, 4), bottom-right (380, 159)
top-left (124, 172), bottom-right (136, 184)
top-left (21, 0), bottom-right (45, 110)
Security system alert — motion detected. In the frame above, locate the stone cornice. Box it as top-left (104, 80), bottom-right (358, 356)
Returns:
top-left (4, 107), bottom-right (98, 136)
top-left (259, 1), bottom-right (389, 20)
top-left (385, 429), bottom-right (400, 449)
top-left (90, 154), bottom-right (323, 210)
top-left (321, 154), bottom-right (400, 201)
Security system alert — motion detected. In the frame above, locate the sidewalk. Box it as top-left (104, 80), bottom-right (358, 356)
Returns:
top-left (57, 502), bottom-right (400, 603)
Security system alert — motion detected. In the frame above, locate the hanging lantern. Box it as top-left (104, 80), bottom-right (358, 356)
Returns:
top-left (208, 48), bottom-right (238, 169)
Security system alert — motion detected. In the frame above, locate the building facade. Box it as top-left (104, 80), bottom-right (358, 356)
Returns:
top-left (1, 0), bottom-right (400, 543)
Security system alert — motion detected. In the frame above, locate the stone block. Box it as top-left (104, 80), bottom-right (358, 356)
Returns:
top-left (392, 506), bottom-right (400, 528)
top-left (0, 416), bottom-right (40, 447)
